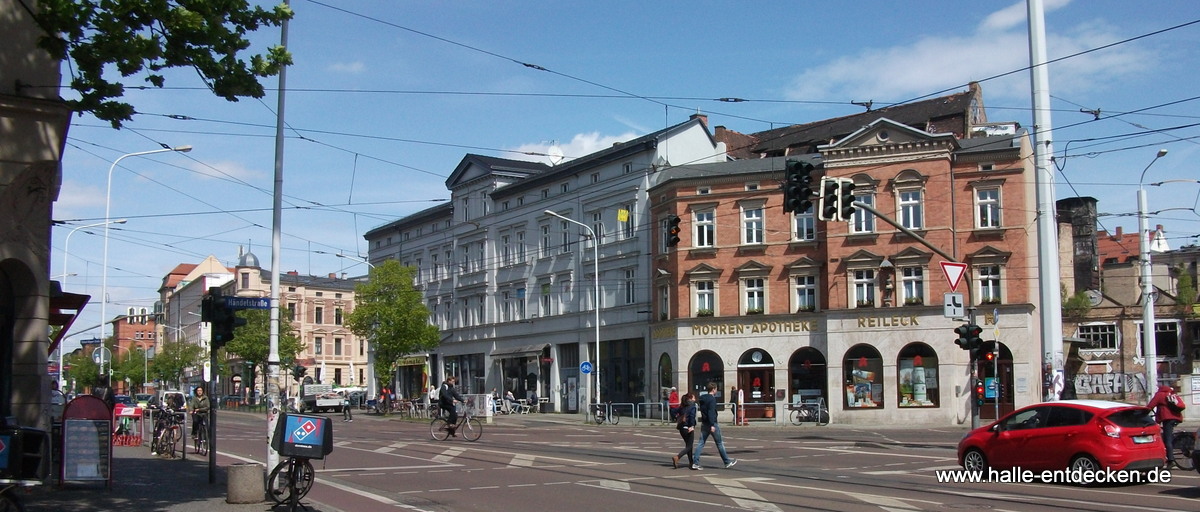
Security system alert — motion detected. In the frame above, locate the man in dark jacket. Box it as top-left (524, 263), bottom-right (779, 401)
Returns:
top-left (691, 382), bottom-right (736, 470)
top-left (439, 376), bottom-right (465, 436)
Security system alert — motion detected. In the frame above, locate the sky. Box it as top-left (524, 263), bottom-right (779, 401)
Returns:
top-left (51, 0), bottom-right (1200, 351)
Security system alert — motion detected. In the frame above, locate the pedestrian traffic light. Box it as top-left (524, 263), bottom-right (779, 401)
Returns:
top-left (974, 379), bottom-right (986, 407)
top-left (836, 178), bottom-right (857, 221)
top-left (817, 177), bottom-right (841, 221)
top-left (666, 214), bottom-right (682, 247)
top-left (783, 159), bottom-right (816, 213)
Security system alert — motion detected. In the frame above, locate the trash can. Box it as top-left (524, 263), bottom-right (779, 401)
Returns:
top-left (226, 463), bottom-right (265, 504)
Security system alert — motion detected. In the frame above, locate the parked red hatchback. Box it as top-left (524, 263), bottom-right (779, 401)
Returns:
top-left (958, 400), bottom-right (1164, 473)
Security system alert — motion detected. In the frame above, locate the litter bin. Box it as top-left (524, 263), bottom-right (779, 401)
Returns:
top-left (226, 463), bottom-right (264, 504)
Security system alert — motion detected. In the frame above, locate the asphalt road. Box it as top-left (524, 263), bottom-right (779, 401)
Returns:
top-left (209, 410), bottom-right (1200, 512)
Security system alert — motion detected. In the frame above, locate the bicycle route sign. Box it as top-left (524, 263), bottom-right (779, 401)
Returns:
top-left (580, 361), bottom-right (593, 374)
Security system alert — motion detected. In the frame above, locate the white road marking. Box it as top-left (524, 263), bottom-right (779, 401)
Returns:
top-left (704, 477), bottom-right (784, 512)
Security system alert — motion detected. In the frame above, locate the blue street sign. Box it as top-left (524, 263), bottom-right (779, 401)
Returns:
top-left (580, 361), bottom-right (593, 375)
top-left (225, 297), bottom-right (271, 310)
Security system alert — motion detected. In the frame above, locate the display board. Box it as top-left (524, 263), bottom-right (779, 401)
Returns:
top-left (61, 419), bottom-right (110, 482)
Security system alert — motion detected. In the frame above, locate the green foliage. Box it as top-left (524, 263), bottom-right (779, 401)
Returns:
top-left (111, 345), bottom-right (150, 389)
top-left (346, 261), bottom-right (440, 383)
top-left (223, 308), bottom-right (304, 395)
top-left (1062, 291), bottom-right (1093, 320)
top-left (149, 338), bottom-right (204, 389)
top-left (34, 0), bottom-right (293, 127)
top-left (64, 349), bottom-right (100, 393)
top-left (1175, 266), bottom-right (1197, 317)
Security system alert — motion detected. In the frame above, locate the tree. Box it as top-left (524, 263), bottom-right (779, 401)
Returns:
top-left (34, 0), bottom-right (293, 127)
top-left (64, 349), bottom-right (100, 393)
top-left (222, 308), bottom-right (304, 398)
top-left (346, 261), bottom-right (440, 385)
top-left (1175, 265), bottom-right (1197, 318)
top-left (111, 346), bottom-right (150, 392)
top-left (149, 338), bottom-right (204, 390)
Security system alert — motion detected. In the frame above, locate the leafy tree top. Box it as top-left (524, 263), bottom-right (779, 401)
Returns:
top-left (345, 260), bottom-right (440, 372)
top-left (34, 0), bottom-right (293, 127)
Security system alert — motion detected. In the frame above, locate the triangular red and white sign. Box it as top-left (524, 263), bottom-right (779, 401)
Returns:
top-left (940, 261), bottom-right (968, 292)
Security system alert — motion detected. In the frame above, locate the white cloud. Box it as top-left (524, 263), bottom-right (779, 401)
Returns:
top-left (54, 180), bottom-right (106, 218)
top-left (328, 61), bottom-right (366, 74)
top-left (783, 0), bottom-right (1154, 104)
top-left (185, 160), bottom-right (261, 182)
top-left (508, 131), bottom-right (639, 166)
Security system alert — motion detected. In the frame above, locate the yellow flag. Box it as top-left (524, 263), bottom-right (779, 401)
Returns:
top-left (617, 209), bottom-right (629, 222)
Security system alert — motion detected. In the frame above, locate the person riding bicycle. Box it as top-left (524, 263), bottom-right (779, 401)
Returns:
top-left (189, 385), bottom-right (210, 443)
top-left (438, 376), bottom-right (465, 437)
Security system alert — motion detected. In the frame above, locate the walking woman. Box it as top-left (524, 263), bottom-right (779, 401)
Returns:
top-left (672, 393), bottom-right (697, 469)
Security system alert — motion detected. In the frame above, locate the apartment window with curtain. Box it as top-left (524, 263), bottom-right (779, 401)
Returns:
top-left (431, 253), bottom-right (440, 280)
top-left (976, 187), bottom-right (1001, 228)
top-left (516, 288), bottom-right (526, 320)
top-left (851, 193), bottom-right (876, 234)
top-left (314, 336), bottom-right (324, 355)
top-left (901, 267), bottom-right (924, 305)
top-left (743, 278), bottom-right (765, 314)
top-left (334, 338), bottom-right (343, 356)
top-left (335, 307), bottom-right (343, 325)
top-left (560, 220), bottom-right (570, 253)
top-left (794, 275), bottom-right (817, 312)
top-left (517, 232), bottom-right (525, 261)
top-left (592, 212), bottom-right (605, 246)
top-left (793, 208), bottom-right (816, 241)
top-left (501, 291), bottom-right (511, 322)
top-left (314, 306), bottom-right (324, 324)
top-left (695, 210), bottom-right (715, 247)
top-left (979, 265), bottom-right (1001, 304)
top-left (624, 269), bottom-right (636, 304)
top-left (898, 189), bottom-right (923, 229)
top-left (540, 282), bottom-right (552, 316)
top-left (658, 285), bottom-right (669, 320)
top-left (501, 235), bottom-right (510, 265)
top-left (741, 206), bottom-right (764, 245)
top-left (854, 270), bottom-right (876, 308)
top-left (541, 225), bottom-right (551, 258)
top-left (621, 203), bottom-right (635, 239)
top-left (695, 280), bottom-right (714, 316)
top-left (476, 241), bottom-right (485, 270)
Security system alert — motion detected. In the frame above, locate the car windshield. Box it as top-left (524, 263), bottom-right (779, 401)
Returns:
top-left (1105, 408), bottom-right (1156, 428)
top-left (114, 395), bottom-right (134, 404)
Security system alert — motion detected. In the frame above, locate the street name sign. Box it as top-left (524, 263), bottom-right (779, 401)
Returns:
top-left (225, 297), bottom-right (271, 309)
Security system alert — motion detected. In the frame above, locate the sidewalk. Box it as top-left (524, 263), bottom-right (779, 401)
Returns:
top-left (21, 444), bottom-right (341, 512)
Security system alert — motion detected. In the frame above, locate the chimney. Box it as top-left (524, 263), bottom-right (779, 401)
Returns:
top-left (1113, 226), bottom-right (1122, 239)
top-left (341, 272), bottom-right (347, 279)
top-left (690, 113), bottom-right (708, 129)
top-left (329, 273), bottom-right (336, 279)
top-left (287, 270), bottom-right (299, 276)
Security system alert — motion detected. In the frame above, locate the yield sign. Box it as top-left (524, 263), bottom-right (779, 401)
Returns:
top-left (940, 261), bottom-right (968, 292)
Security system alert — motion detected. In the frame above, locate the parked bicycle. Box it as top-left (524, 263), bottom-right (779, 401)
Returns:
top-left (267, 455), bottom-right (315, 511)
top-left (1, 478), bottom-right (40, 512)
top-left (430, 407), bottom-right (482, 442)
top-left (149, 406), bottom-right (185, 458)
top-left (592, 402), bottom-right (620, 425)
top-left (788, 399), bottom-right (830, 426)
top-left (1171, 429), bottom-right (1195, 470)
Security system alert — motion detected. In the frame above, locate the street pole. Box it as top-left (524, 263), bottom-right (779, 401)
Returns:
top-left (267, 2), bottom-right (291, 473)
top-left (545, 210), bottom-right (601, 412)
top-left (1138, 149), bottom-right (1169, 395)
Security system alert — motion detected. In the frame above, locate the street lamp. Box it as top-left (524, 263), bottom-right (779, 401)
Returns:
top-left (59, 219), bottom-right (127, 388)
top-left (1137, 148), bottom-right (1168, 393)
top-left (100, 146), bottom-right (192, 353)
top-left (544, 210), bottom-right (601, 408)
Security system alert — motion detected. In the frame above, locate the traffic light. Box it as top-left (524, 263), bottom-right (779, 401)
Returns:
top-left (954, 324), bottom-right (973, 350)
top-left (979, 341), bottom-right (996, 363)
top-left (836, 178), bottom-right (857, 221)
top-left (783, 159), bottom-right (816, 213)
top-left (212, 306), bottom-right (246, 349)
top-left (974, 379), bottom-right (986, 407)
top-left (292, 364), bottom-right (307, 382)
top-left (817, 177), bottom-right (840, 221)
top-left (666, 214), bottom-right (682, 247)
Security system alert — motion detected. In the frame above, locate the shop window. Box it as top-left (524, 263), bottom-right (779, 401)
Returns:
top-left (897, 343), bottom-right (939, 407)
top-left (843, 344), bottom-right (882, 409)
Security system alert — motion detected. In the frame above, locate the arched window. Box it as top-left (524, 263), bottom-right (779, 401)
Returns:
top-left (897, 343), bottom-right (939, 407)
top-left (843, 344), bottom-right (883, 409)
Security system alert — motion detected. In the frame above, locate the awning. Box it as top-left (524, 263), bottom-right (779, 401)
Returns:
top-left (48, 281), bottom-right (91, 355)
top-left (492, 344), bottom-right (549, 358)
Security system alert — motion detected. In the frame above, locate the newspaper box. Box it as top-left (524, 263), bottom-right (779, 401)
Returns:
top-left (0, 425), bottom-right (50, 481)
top-left (270, 413), bottom-right (332, 459)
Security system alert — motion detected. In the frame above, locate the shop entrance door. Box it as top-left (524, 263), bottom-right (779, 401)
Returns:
top-left (738, 369), bottom-right (774, 419)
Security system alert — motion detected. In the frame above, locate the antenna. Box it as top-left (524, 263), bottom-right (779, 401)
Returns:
top-left (547, 144), bottom-right (564, 166)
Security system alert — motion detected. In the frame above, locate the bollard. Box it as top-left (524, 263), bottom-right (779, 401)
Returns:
top-left (226, 463), bottom-right (265, 504)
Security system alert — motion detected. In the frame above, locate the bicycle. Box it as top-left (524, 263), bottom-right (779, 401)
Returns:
top-left (789, 399), bottom-right (830, 426)
top-left (149, 407), bottom-right (184, 458)
top-left (1, 478), bottom-right (41, 512)
top-left (1171, 429), bottom-right (1195, 470)
top-left (430, 406), bottom-right (482, 442)
top-left (592, 402), bottom-right (620, 425)
top-left (267, 455), bottom-right (315, 510)
top-left (192, 412), bottom-right (209, 456)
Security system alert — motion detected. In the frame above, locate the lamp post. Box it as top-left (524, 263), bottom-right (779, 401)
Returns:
top-left (1137, 148), bottom-right (1168, 393)
top-left (100, 146), bottom-right (192, 353)
top-left (544, 210), bottom-right (601, 408)
top-left (60, 219), bottom-right (127, 389)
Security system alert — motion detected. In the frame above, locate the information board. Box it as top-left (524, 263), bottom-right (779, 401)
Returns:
top-left (62, 419), bottom-right (110, 482)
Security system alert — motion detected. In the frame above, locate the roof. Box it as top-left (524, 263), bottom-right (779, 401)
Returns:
top-left (751, 84), bottom-right (982, 155)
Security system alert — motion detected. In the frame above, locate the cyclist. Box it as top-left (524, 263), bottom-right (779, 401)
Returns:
top-left (438, 376), bottom-right (465, 437)
top-left (190, 385), bottom-right (210, 444)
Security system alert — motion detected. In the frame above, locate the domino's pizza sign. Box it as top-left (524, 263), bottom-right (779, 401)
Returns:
top-left (0, 435), bottom-right (9, 470)
top-left (271, 413), bottom-right (332, 459)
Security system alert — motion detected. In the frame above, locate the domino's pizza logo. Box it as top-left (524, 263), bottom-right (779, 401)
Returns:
top-left (291, 419), bottom-right (317, 442)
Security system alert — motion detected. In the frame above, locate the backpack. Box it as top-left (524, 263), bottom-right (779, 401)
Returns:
top-left (1166, 393), bottom-right (1186, 413)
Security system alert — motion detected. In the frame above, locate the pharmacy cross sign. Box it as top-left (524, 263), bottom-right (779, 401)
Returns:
top-left (940, 261), bottom-right (968, 292)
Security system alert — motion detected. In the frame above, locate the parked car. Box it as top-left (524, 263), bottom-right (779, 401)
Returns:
top-left (114, 394), bottom-right (134, 406)
top-left (958, 400), bottom-right (1163, 474)
top-left (134, 393), bottom-right (153, 408)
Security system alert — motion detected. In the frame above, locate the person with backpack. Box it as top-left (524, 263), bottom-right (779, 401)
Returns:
top-left (1148, 384), bottom-right (1186, 467)
top-left (671, 393), bottom-right (697, 469)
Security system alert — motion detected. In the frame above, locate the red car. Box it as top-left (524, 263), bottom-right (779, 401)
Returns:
top-left (958, 400), bottom-right (1164, 473)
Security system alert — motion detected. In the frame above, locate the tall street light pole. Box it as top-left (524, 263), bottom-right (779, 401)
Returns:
top-left (100, 146), bottom-right (191, 355)
top-left (1138, 148), bottom-right (1169, 394)
top-left (545, 210), bottom-right (601, 409)
top-left (60, 218), bottom-right (126, 389)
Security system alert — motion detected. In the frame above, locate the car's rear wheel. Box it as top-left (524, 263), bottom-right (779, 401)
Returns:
top-left (1069, 454), bottom-right (1099, 473)
top-left (962, 449), bottom-right (988, 472)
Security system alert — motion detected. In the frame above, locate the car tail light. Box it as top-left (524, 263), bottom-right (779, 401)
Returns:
top-left (1098, 417), bottom-right (1121, 439)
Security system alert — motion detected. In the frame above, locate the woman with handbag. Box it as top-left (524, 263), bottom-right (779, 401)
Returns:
top-left (672, 393), bottom-right (697, 469)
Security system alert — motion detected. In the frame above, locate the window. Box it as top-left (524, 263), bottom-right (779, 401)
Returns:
top-left (745, 182), bottom-right (759, 191)
top-left (743, 278), bottom-right (765, 314)
top-left (431, 253), bottom-right (440, 280)
top-left (334, 338), bottom-right (343, 356)
top-left (1078, 324), bottom-right (1117, 351)
top-left (793, 208), bottom-right (816, 242)
top-left (314, 306), bottom-right (324, 324)
top-left (741, 206), bottom-right (764, 245)
top-left (854, 270), bottom-right (876, 308)
top-left (794, 275), bottom-right (817, 312)
top-left (286, 303), bottom-right (296, 321)
top-left (695, 280), bottom-right (714, 316)
top-left (624, 269), bottom-right (636, 305)
top-left (560, 183), bottom-right (569, 194)
top-left (476, 295), bottom-right (485, 323)
top-left (541, 188), bottom-right (549, 199)
top-left (517, 232), bottom-right (525, 261)
top-left (314, 336), bottom-right (324, 355)
top-left (335, 307), bottom-right (343, 325)
top-left (623, 162), bottom-right (633, 174)
top-left (979, 265), bottom-right (1001, 304)
top-left (898, 189), bottom-right (923, 229)
top-left (459, 246), bottom-right (469, 272)
top-left (502, 200), bottom-right (510, 211)
top-left (621, 203), bottom-right (635, 239)
top-left (898, 344), bottom-right (938, 407)
top-left (695, 211), bottom-right (715, 247)
top-left (901, 267), bottom-right (924, 305)
top-left (1145, 321), bottom-right (1180, 358)
top-left (844, 344), bottom-right (883, 409)
top-left (591, 173), bottom-right (599, 184)
top-left (592, 212), bottom-right (605, 246)
top-left (540, 282), bottom-right (552, 316)
top-left (697, 186), bottom-right (711, 195)
top-left (851, 193), bottom-right (875, 233)
top-left (516, 288), bottom-right (526, 320)
top-left (501, 235), bottom-right (510, 265)
top-left (559, 278), bottom-right (572, 312)
top-left (560, 220), bottom-right (570, 253)
top-left (659, 285), bottom-right (669, 320)
top-left (476, 241), bottom-right (485, 270)
top-left (541, 224), bottom-right (551, 257)
top-left (976, 188), bottom-right (1001, 228)
top-left (241, 272), bottom-right (250, 288)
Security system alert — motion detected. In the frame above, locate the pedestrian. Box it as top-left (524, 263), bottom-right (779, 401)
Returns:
top-left (1147, 384), bottom-right (1185, 467)
top-left (667, 387), bottom-right (680, 420)
top-left (92, 376), bottom-right (115, 411)
top-left (672, 392), bottom-right (697, 469)
top-left (692, 382), bottom-right (736, 470)
top-left (342, 393), bottom-right (353, 422)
